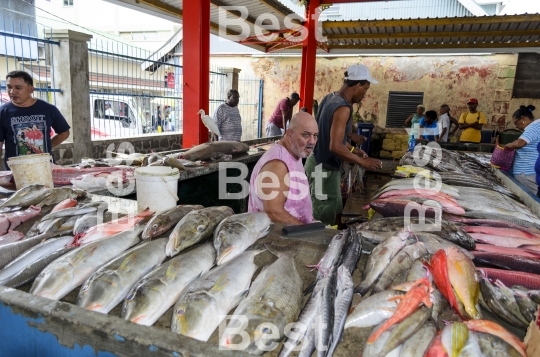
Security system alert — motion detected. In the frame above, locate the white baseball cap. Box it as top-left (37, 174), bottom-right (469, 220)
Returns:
top-left (345, 64), bottom-right (379, 84)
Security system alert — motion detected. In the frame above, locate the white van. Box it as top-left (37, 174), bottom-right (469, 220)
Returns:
top-left (90, 94), bottom-right (147, 138)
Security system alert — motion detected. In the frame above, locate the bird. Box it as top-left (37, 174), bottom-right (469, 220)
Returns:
top-left (198, 109), bottom-right (220, 143)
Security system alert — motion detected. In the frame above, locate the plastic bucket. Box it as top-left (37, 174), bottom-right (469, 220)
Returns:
top-left (8, 153), bottom-right (54, 190)
top-left (134, 166), bottom-right (180, 213)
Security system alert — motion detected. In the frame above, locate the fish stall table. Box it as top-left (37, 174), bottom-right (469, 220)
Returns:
top-left (0, 193), bottom-right (375, 357)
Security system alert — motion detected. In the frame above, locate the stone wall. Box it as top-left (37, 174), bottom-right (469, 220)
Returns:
top-left (52, 134), bottom-right (182, 166)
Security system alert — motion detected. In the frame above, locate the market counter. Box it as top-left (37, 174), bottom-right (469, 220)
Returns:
top-left (0, 219), bottom-right (346, 357)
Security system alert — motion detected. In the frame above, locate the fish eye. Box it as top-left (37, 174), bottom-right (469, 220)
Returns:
top-left (126, 292), bottom-right (135, 301)
top-left (152, 224), bottom-right (158, 229)
top-left (197, 225), bottom-right (205, 232)
top-left (176, 308), bottom-right (185, 315)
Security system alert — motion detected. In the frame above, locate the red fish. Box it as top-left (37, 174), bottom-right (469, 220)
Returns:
top-left (425, 333), bottom-right (448, 357)
top-left (474, 244), bottom-right (540, 259)
top-left (367, 278), bottom-right (432, 344)
top-left (70, 208), bottom-right (154, 246)
top-left (50, 198), bottom-right (78, 213)
top-left (464, 320), bottom-right (526, 357)
top-left (463, 226), bottom-right (540, 240)
top-left (428, 250), bottom-right (467, 319)
top-left (478, 267), bottom-right (540, 290)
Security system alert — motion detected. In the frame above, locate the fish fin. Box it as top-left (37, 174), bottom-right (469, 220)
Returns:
top-left (258, 224), bottom-right (272, 239)
top-left (264, 241), bottom-right (299, 258)
top-left (303, 281), bottom-right (316, 296)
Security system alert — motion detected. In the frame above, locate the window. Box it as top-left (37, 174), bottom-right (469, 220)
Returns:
top-left (513, 53), bottom-right (540, 98)
top-left (63, 0), bottom-right (73, 6)
top-left (386, 91), bottom-right (424, 128)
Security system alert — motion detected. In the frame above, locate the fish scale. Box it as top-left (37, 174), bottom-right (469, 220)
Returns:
top-left (77, 238), bottom-right (168, 314)
top-left (122, 242), bottom-right (215, 326)
top-left (171, 250), bottom-right (259, 341)
top-left (221, 249), bottom-right (303, 355)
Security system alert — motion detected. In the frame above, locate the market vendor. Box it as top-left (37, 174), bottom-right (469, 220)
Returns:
top-left (304, 64), bottom-right (382, 226)
top-left (404, 104), bottom-right (425, 142)
top-left (0, 71), bottom-right (70, 169)
top-left (501, 105), bottom-right (539, 194)
top-left (458, 98), bottom-right (487, 143)
top-left (248, 112), bottom-right (317, 224)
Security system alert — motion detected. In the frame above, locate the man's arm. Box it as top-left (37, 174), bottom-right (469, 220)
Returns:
top-left (329, 107), bottom-right (381, 170)
top-left (404, 113), bottom-right (414, 127)
top-left (449, 116), bottom-right (459, 135)
top-left (213, 107), bottom-right (223, 141)
top-left (438, 127), bottom-right (447, 142)
top-left (51, 130), bottom-right (70, 147)
top-left (281, 110), bottom-right (288, 133)
top-left (257, 160), bottom-right (305, 225)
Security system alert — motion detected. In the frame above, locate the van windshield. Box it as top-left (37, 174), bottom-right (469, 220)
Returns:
top-left (94, 99), bottom-right (136, 128)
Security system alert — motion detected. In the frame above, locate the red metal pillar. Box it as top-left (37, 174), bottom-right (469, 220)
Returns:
top-left (299, 0), bottom-right (319, 115)
top-left (183, 1), bottom-right (210, 147)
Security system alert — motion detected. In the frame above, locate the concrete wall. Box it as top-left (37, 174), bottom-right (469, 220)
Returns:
top-left (52, 133), bottom-right (182, 165)
top-left (246, 54), bottom-right (521, 132)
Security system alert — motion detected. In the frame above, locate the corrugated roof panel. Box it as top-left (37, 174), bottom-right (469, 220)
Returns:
top-left (321, 0), bottom-right (473, 21)
top-left (481, 4), bottom-right (498, 15)
top-left (209, 34), bottom-right (264, 54)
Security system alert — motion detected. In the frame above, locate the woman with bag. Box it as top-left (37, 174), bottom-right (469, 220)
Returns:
top-left (500, 105), bottom-right (539, 194)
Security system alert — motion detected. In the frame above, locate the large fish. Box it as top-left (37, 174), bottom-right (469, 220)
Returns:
top-left (214, 212), bottom-right (271, 265)
top-left (473, 251), bottom-right (540, 275)
top-left (36, 187), bottom-right (87, 207)
top-left (171, 249), bottom-right (259, 341)
top-left (463, 226), bottom-right (540, 240)
top-left (30, 224), bottom-right (143, 300)
top-left (0, 184), bottom-right (51, 209)
top-left (166, 206), bottom-right (234, 257)
top-left (0, 236), bottom-right (73, 287)
top-left (0, 216), bottom-right (75, 269)
top-left (40, 201), bottom-right (105, 222)
top-left (445, 247), bottom-right (480, 319)
top-left (345, 290), bottom-right (404, 329)
top-left (73, 208), bottom-right (154, 246)
top-left (122, 242), bottom-right (216, 326)
top-left (141, 205), bottom-right (203, 240)
top-left (77, 238), bottom-right (167, 314)
top-left (478, 277), bottom-right (526, 328)
top-left (356, 233), bottom-right (407, 295)
top-left (178, 141), bottom-right (249, 161)
top-left (465, 320), bottom-right (526, 357)
top-left (0, 205), bottom-right (41, 235)
top-left (220, 248), bottom-right (303, 355)
top-left (399, 320), bottom-right (437, 357)
top-left (370, 196), bottom-right (443, 218)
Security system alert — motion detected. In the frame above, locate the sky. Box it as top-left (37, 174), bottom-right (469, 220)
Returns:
top-left (498, 0), bottom-right (540, 14)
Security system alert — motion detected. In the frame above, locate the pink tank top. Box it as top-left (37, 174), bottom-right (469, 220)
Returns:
top-left (248, 144), bottom-right (314, 224)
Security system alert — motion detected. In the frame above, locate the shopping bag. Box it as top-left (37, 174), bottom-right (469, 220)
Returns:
top-left (490, 144), bottom-right (515, 171)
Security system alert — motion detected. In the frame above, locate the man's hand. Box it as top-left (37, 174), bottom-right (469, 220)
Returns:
top-left (353, 148), bottom-right (368, 158)
top-left (360, 157), bottom-right (382, 171)
top-left (347, 132), bottom-right (366, 145)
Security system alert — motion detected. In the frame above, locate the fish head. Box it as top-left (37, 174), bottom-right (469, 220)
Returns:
top-left (30, 264), bottom-right (73, 299)
top-left (214, 223), bottom-right (250, 266)
top-left (172, 292), bottom-right (218, 341)
top-left (221, 301), bottom-right (285, 353)
top-left (77, 273), bottom-right (117, 312)
top-left (122, 283), bottom-right (165, 326)
top-left (142, 215), bottom-right (169, 240)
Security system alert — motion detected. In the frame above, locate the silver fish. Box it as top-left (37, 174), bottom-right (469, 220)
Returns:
top-left (77, 238), bottom-right (168, 313)
top-left (141, 205), bottom-right (203, 240)
top-left (40, 202), bottom-right (105, 221)
top-left (166, 206), bottom-right (234, 257)
top-left (372, 242), bottom-right (428, 293)
top-left (398, 320), bottom-right (436, 357)
top-left (214, 212), bottom-right (271, 265)
top-left (30, 225), bottom-right (143, 300)
top-left (171, 249), bottom-right (259, 341)
top-left (36, 187), bottom-right (86, 207)
top-left (73, 214), bottom-right (98, 237)
top-left (122, 242), bottom-right (216, 326)
top-left (221, 248), bottom-right (303, 355)
top-left (475, 331), bottom-right (522, 357)
top-left (479, 277), bottom-right (527, 328)
top-left (376, 306), bottom-right (431, 357)
top-left (363, 325), bottom-right (396, 357)
top-left (327, 265), bottom-right (354, 357)
top-left (345, 290), bottom-right (403, 329)
top-left (356, 233), bottom-right (408, 295)
top-left (0, 184), bottom-right (51, 209)
top-left (0, 217), bottom-right (74, 269)
top-left (0, 236), bottom-right (73, 287)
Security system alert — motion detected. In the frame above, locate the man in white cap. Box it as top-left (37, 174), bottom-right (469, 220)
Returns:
top-left (304, 64), bottom-right (382, 227)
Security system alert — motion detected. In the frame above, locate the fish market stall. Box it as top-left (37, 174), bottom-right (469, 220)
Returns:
top-left (1, 144), bottom-right (540, 356)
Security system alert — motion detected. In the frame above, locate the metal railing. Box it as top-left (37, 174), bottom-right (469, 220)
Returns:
top-left (0, 15), bottom-right (60, 105)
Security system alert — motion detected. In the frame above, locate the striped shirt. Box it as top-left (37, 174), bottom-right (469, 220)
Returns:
top-left (513, 119), bottom-right (540, 175)
top-left (213, 103), bottom-right (242, 141)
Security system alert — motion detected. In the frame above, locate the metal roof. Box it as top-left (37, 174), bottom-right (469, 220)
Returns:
top-left (322, 13), bottom-right (540, 54)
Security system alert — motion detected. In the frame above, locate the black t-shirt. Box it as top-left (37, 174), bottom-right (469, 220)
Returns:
top-left (0, 99), bottom-right (71, 167)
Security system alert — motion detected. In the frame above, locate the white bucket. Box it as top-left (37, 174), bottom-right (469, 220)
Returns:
top-left (8, 153), bottom-right (54, 190)
top-left (134, 166), bottom-right (180, 213)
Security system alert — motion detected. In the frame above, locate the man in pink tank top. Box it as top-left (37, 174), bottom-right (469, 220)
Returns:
top-left (248, 112), bottom-right (318, 224)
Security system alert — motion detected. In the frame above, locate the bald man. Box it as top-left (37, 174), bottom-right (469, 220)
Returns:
top-left (248, 112), bottom-right (318, 224)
